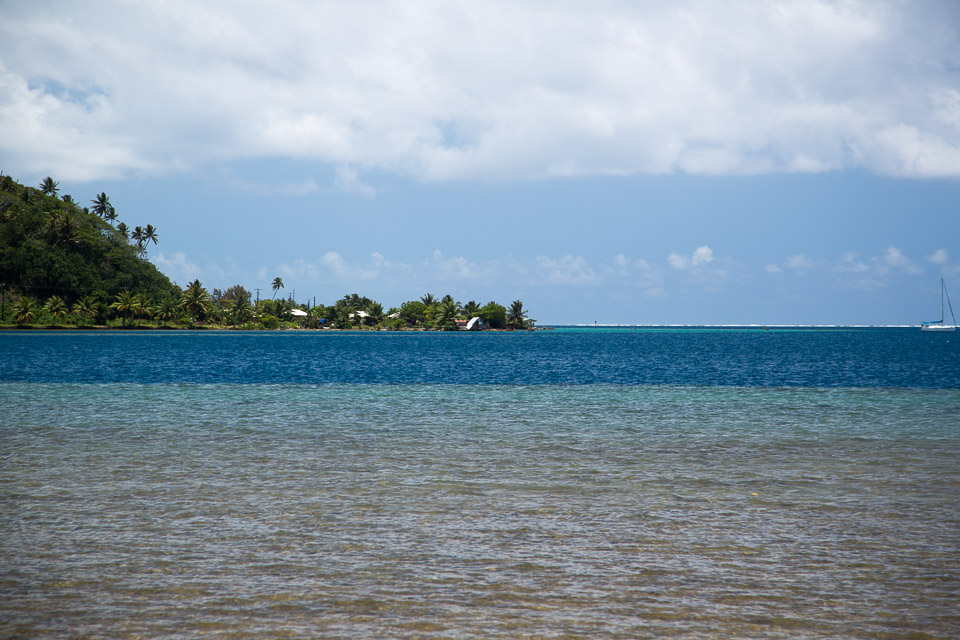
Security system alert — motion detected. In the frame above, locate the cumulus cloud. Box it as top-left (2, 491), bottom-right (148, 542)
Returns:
top-left (425, 250), bottom-right (495, 281)
top-left (2, 1), bottom-right (959, 182)
top-left (927, 248), bottom-right (949, 265)
top-left (786, 253), bottom-right (816, 271)
top-left (332, 167), bottom-right (375, 197)
top-left (836, 252), bottom-right (870, 273)
top-left (834, 246), bottom-right (926, 290)
top-left (879, 245), bottom-right (921, 275)
top-left (613, 253), bottom-right (656, 277)
top-left (669, 245), bottom-right (714, 270)
top-left (153, 252), bottom-right (200, 285)
top-left (691, 246), bottom-right (714, 266)
top-left (536, 254), bottom-right (599, 285)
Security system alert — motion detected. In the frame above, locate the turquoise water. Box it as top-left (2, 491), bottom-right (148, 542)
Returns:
top-left (2, 330), bottom-right (959, 638)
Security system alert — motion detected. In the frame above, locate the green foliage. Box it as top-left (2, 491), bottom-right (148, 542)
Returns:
top-left (155, 294), bottom-right (181, 327)
top-left (14, 297), bottom-right (35, 327)
top-left (43, 295), bottom-right (67, 326)
top-left (0, 176), bottom-right (177, 303)
top-left (367, 302), bottom-right (385, 326)
top-left (435, 299), bottom-right (459, 330)
top-left (258, 314), bottom-right (280, 330)
top-left (508, 299), bottom-right (528, 330)
top-left (230, 292), bottom-right (253, 325)
top-left (180, 279), bottom-right (211, 325)
top-left (39, 177), bottom-right (59, 197)
top-left (479, 302), bottom-right (507, 329)
top-left (398, 300), bottom-right (427, 327)
top-left (72, 296), bottom-right (97, 325)
top-left (111, 290), bottom-right (135, 327)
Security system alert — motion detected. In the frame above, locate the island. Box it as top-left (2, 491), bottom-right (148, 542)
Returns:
top-left (0, 174), bottom-right (532, 330)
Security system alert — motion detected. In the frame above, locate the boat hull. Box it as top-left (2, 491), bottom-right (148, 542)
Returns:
top-left (921, 324), bottom-right (956, 332)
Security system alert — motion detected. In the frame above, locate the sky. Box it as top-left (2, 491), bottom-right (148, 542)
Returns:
top-left (2, 0), bottom-right (959, 324)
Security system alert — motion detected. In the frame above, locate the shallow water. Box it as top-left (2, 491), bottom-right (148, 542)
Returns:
top-left (2, 330), bottom-right (959, 638)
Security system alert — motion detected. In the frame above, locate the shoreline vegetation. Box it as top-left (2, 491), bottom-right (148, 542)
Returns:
top-left (0, 174), bottom-right (533, 332)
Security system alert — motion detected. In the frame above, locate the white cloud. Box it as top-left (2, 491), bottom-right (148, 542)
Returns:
top-left (153, 251), bottom-right (199, 285)
top-left (613, 253), bottom-right (656, 278)
top-left (764, 264), bottom-right (782, 273)
top-left (785, 253), bottom-right (815, 271)
top-left (536, 254), bottom-right (599, 285)
top-left (2, 1), bottom-right (959, 182)
top-left (319, 251), bottom-right (380, 280)
top-left (834, 246), bottom-right (926, 290)
top-left (927, 248), bottom-right (948, 265)
top-left (879, 245), bottom-right (921, 275)
top-left (669, 245), bottom-right (714, 271)
top-left (332, 166), bottom-right (375, 197)
top-left (425, 250), bottom-right (492, 281)
top-left (668, 253), bottom-right (689, 271)
top-left (691, 245), bottom-right (714, 266)
top-left (836, 252), bottom-right (870, 273)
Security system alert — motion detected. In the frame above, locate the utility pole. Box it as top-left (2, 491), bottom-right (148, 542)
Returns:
top-left (255, 288), bottom-right (260, 304)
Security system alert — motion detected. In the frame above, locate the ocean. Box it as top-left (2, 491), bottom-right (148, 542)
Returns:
top-left (2, 328), bottom-right (959, 638)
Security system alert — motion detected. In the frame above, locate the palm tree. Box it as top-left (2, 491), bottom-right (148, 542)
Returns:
top-left (131, 226), bottom-right (146, 255)
top-left (115, 222), bottom-right (129, 239)
top-left (14, 298), bottom-right (35, 327)
top-left (463, 300), bottom-right (480, 318)
top-left (141, 224), bottom-right (158, 250)
top-left (420, 293), bottom-right (436, 306)
top-left (61, 194), bottom-right (74, 204)
top-left (43, 295), bottom-right (67, 326)
top-left (39, 177), bottom-right (59, 197)
top-left (180, 279), bottom-right (211, 325)
top-left (156, 294), bottom-right (180, 328)
top-left (231, 293), bottom-right (253, 326)
top-left (90, 192), bottom-right (112, 218)
top-left (72, 297), bottom-right (96, 325)
top-left (104, 207), bottom-right (118, 226)
top-left (367, 302), bottom-right (385, 327)
top-left (507, 300), bottom-right (527, 330)
top-left (272, 277), bottom-right (284, 299)
top-left (110, 290), bottom-right (135, 327)
top-left (435, 299), bottom-right (459, 330)
top-left (130, 293), bottom-right (150, 328)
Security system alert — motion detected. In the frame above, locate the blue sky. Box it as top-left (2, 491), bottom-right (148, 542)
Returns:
top-left (2, 1), bottom-right (959, 324)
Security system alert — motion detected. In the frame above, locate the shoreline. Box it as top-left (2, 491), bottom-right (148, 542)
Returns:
top-left (0, 324), bottom-right (540, 332)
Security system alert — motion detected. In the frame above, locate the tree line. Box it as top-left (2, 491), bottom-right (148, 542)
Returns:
top-left (1, 174), bottom-right (532, 330)
top-left (7, 283), bottom-right (530, 331)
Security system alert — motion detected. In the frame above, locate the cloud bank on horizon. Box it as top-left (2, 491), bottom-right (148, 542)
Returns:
top-left (2, 0), bottom-right (960, 183)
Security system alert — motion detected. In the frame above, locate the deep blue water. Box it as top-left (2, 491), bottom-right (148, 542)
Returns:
top-left (1, 327), bottom-right (958, 387)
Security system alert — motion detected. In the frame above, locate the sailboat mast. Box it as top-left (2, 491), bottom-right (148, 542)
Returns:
top-left (944, 278), bottom-right (958, 325)
top-left (941, 278), bottom-right (945, 323)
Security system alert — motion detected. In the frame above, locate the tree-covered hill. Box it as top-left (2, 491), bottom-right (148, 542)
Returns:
top-left (0, 174), bottom-right (176, 301)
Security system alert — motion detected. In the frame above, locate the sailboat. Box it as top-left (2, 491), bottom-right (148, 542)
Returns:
top-left (921, 278), bottom-right (957, 332)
